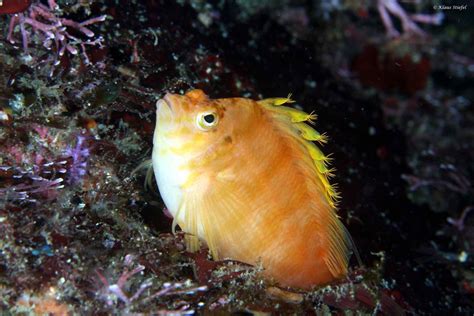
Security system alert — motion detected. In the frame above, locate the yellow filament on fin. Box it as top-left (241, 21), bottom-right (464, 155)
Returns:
top-left (263, 105), bottom-right (316, 124)
top-left (304, 141), bottom-right (327, 162)
top-left (260, 94), bottom-right (341, 207)
top-left (305, 111), bottom-right (318, 124)
top-left (286, 107), bottom-right (316, 123)
top-left (315, 162), bottom-right (340, 206)
top-left (305, 139), bottom-right (340, 204)
top-left (296, 123), bottom-right (328, 144)
top-left (324, 167), bottom-right (337, 178)
top-left (258, 93), bottom-right (295, 107)
top-left (315, 160), bottom-right (329, 174)
top-left (274, 93), bottom-right (295, 105)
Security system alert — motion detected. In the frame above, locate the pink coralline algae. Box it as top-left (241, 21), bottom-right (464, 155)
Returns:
top-left (6, 0), bottom-right (106, 65)
top-left (377, 0), bottom-right (443, 38)
top-left (0, 131), bottom-right (89, 204)
top-left (95, 254), bottom-right (207, 312)
top-left (0, 165), bottom-right (65, 204)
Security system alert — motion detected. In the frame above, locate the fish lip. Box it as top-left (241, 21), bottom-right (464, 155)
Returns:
top-left (162, 93), bottom-right (174, 112)
top-left (157, 93), bottom-right (174, 114)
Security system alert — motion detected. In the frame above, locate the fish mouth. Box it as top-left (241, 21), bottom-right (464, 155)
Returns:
top-left (156, 93), bottom-right (174, 117)
top-left (163, 93), bottom-right (175, 107)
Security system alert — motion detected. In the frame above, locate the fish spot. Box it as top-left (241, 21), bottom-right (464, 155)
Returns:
top-left (224, 135), bottom-right (232, 144)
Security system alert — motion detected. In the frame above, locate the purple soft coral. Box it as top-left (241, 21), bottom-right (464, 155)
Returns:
top-left (64, 135), bottom-right (89, 184)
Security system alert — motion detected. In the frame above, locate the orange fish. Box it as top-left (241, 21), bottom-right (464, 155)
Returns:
top-left (152, 89), bottom-right (354, 289)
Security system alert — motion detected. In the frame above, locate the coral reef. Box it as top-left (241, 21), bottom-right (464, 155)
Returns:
top-left (0, 0), bottom-right (472, 314)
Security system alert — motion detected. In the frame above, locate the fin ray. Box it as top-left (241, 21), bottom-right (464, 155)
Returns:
top-left (258, 94), bottom-right (352, 276)
top-left (179, 178), bottom-right (247, 260)
top-left (258, 98), bottom-right (341, 205)
top-left (257, 93), bottom-right (295, 107)
top-left (324, 215), bottom-right (351, 277)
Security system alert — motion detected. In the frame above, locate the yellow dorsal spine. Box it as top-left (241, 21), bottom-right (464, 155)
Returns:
top-left (258, 97), bottom-right (340, 206)
top-left (258, 93), bottom-right (295, 107)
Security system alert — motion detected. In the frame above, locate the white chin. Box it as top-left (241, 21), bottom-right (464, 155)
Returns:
top-left (152, 147), bottom-right (188, 218)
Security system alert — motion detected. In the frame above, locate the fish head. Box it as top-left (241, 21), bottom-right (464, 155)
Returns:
top-left (155, 89), bottom-right (222, 140)
top-left (152, 89), bottom-right (256, 216)
top-left (154, 89), bottom-right (256, 159)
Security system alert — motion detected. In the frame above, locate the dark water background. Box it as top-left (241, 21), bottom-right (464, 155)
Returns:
top-left (0, 0), bottom-right (473, 314)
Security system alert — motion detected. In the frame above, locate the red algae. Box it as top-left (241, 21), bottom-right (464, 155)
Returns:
top-left (0, 0), bottom-right (471, 314)
top-left (0, 0), bottom-right (31, 14)
top-left (352, 45), bottom-right (431, 95)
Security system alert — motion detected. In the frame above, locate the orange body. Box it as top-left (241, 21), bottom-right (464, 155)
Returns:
top-left (152, 89), bottom-right (350, 289)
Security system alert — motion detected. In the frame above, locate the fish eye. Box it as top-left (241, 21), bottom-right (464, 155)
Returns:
top-left (196, 111), bottom-right (219, 131)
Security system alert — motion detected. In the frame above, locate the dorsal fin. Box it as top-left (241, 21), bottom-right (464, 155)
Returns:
top-left (257, 98), bottom-right (340, 205)
top-left (258, 96), bottom-right (353, 277)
